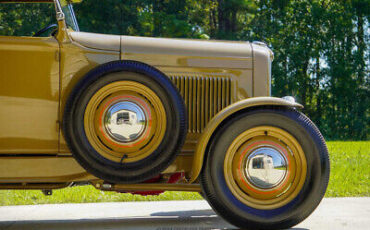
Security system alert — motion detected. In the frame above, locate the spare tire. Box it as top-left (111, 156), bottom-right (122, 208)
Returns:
top-left (63, 60), bottom-right (187, 183)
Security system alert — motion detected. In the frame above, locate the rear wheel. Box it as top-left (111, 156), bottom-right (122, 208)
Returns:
top-left (200, 107), bottom-right (329, 230)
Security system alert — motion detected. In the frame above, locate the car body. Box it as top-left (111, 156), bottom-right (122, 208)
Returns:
top-left (0, 1), bottom-right (329, 229)
top-left (0, 0), bottom-right (279, 186)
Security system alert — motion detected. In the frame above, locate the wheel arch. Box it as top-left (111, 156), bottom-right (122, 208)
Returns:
top-left (189, 97), bottom-right (303, 183)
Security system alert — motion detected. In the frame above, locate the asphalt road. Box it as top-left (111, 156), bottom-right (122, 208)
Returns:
top-left (0, 198), bottom-right (369, 230)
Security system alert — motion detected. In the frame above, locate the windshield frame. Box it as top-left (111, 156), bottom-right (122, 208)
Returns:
top-left (55, 0), bottom-right (79, 31)
top-left (65, 3), bottom-right (79, 31)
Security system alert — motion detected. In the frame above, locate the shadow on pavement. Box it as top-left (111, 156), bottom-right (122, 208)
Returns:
top-left (0, 209), bottom-right (310, 230)
top-left (0, 216), bottom-right (233, 230)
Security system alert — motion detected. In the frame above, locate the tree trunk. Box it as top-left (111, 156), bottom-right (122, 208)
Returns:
top-left (315, 56), bottom-right (321, 127)
top-left (153, 0), bottom-right (163, 37)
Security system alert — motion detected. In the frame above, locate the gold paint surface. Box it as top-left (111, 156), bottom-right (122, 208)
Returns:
top-left (0, 156), bottom-right (95, 183)
top-left (58, 39), bottom-right (120, 152)
top-left (0, 36), bottom-right (60, 153)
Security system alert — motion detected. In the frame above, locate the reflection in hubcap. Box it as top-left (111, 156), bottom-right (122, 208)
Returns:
top-left (104, 101), bottom-right (147, 143)
top-left (245, 147), bottom-right (288, 189)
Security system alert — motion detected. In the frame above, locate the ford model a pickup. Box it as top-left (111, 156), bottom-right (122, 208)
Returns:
top-left (0, 0), bottom-right (330, 229)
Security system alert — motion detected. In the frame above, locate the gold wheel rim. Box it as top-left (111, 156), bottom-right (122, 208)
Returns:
top-left (224, 126), bottom-right (307, 210)
top-left (84, 81), bottom-right (167, 163)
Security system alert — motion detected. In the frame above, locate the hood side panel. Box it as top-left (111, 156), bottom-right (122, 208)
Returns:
top-left (120, 35), bottom-right (254, 151)
top-left (120, 35), bottom-right (253, 102)
top-left (69, 32), bottom-right (120, 52)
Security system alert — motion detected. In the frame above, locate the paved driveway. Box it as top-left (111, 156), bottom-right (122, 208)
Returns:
top-left (0, 198), bottom-right (369, 230)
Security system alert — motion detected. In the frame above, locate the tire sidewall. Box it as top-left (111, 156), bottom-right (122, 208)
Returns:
top-left (63, 61), bottom-right (187, 183)
top-left (202, 107), bottom-right (329, 229)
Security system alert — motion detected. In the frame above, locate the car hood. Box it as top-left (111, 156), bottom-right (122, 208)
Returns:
top-left (121, 35), bottom-right (252, 58)
top-left (69, 31), bottom-right (121, 52)
top-left (69, 31), bottom-right (253, 59)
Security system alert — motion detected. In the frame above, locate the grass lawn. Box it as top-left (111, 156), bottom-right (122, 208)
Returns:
top-left (325, 141), bottom-right (369, 197)
top-left (0, 141), bottom-right (368, 206)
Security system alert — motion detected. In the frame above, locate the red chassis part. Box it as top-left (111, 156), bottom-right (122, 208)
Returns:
top-left (123, 172), bottom-right (185, 196)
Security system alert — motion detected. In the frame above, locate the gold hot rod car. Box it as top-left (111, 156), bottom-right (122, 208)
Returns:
top-left (0, 0), bottom-right (330, 229)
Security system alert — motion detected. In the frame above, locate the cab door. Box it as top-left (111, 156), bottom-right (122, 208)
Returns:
top-left (0, 2), bottom-right (60, 154)
top-left (0, 36), bottom-right (60, 154)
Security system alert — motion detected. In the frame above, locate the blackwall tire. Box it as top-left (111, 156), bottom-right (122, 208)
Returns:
top-left (63, 60), bottom-right (187, 183)
top-left (200, 107), bottom-right (330, 230)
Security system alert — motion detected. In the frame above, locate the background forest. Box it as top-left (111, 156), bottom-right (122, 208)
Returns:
top-left (1, 0), bottom-right (369, 140)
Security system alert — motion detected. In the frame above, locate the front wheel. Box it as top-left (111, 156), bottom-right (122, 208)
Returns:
top-left (200, 107), bottom-right (330, 230)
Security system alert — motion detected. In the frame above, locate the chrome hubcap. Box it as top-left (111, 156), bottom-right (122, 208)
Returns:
top-left (245, 146), bottom-right (288, 189)
top-left (104, 101), bottom-right (147, 143)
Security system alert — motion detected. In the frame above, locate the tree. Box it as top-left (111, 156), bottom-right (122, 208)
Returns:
top-left (0, 0), bottom-right (369, 139)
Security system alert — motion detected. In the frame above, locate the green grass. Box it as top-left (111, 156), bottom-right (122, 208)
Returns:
top-left (0, 187), bottom-right (202, 206)
top-left (0, 141), bottom-right (368, 206)
top-left (325, 141), bottom-right (369, 197)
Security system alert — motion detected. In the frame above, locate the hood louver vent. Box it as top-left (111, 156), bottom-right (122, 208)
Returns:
top-left (169, 75), bottom-right (233, 133)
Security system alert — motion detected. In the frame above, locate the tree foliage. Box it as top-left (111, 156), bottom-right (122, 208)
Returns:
top-left (0, 3), bottom-right (54, 36)
top-left (0, 0), bottom-right (369, 140)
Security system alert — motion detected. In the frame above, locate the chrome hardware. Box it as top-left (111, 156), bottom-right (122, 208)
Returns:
top-left (245, 146), bottom-right (288, 189)
top-left (282, 96), bottom-right (296, 104)
top-left (104, 101), bottom-right (147, 143)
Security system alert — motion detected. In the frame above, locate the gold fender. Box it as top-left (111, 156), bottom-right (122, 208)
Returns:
top-left (189, 96), bottom-right (303, 183)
